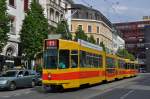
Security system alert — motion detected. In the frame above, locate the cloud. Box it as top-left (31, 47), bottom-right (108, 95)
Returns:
top-left (112, 5), bottom-right (128, 14)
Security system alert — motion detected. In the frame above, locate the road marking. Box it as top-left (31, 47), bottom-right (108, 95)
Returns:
top-left (1, 96), bottom-right (11, 98)
top-left (13, 93), bottom-right (21, 97)
top-left (24, 91), bottom-right (32, 94)
top-left (120, 90), bottom-right (134, 99)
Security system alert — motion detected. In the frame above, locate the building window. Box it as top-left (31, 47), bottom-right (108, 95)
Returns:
top-left (78, 25), bottom-right (83, 30)
top-left (53, 0), bottom-right (57, 3)
top-left (55, 12), bottom-right (59, 22)
top-left (97, 26), bottom-right (99, 33)
top-left (59, 0), bottom-right (61, 6)
top-left (86, 12), bottom-right (88, 19)
top-left (89, 14), bottom-right (93, 19)
top-left (24, 0), bottom-right (29, 12)
top-left (71, 24), bottom-right (72, 31)
top-left (9, 16), bottom-right (16, 35)
top-left (65, 3), bottom-right (68, 9)
top-left (97, 38), bottom-right (99, 45)
top-left (88, 25), bottom-right (92, 33)
top-left (9, 0), bottom-right (15, 7)
top-left (50, 8), bottom-right (54, 21)
top-left (6, 47), bottom-right (14, 56)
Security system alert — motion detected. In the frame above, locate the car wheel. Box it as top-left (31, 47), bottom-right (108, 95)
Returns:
top-left (31, 80), bottom-right (36, 87)
top-left (9, 82), bottom-right (16, 91)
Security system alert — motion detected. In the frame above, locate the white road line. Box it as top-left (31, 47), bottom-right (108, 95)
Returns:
top-left (13, 93), bottom-right (21, 97)
top-left (120, 90), bottom-right (134, 99)
top-left (24, 91), bottom-right (31, 94)
top-left (1, 96), bottom-right (11, 98)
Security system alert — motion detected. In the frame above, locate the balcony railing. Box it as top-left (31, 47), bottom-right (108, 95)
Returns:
top-left (47, 1), bottom-right (65, 13)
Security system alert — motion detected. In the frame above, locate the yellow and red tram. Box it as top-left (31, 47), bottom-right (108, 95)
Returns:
top-left (42, 39), bottom-right (138, 90)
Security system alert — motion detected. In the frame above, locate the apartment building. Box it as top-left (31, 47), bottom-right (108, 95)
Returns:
top-left (71, 4), bottom-right (124, 53)
top-left (39, 0), bottom-right (73, 28)
top-left (0, 0), bottom-right (73, 70)
top-left (114, 20), bottom-right (150, 71)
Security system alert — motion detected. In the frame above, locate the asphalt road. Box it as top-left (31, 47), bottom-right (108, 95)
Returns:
top-left (0, 73), bottom-right (150, 99)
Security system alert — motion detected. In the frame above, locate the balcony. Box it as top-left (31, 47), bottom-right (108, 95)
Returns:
top-left (47, 1), bottom-right (65, 14)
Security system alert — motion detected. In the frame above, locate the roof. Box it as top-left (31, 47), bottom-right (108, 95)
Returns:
top-left (114, 20), bottom-right (150, 25)
top-left (72, 4), bottom-right (112, 28)
top-left (66, 0), bottom-right (74, 4)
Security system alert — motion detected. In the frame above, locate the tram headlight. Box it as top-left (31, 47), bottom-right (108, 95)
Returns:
top-left (48, 73), bottom-right (51, 80)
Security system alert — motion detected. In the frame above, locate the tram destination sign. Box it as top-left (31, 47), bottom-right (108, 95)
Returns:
top-left (45, 40), bottom-right (58, 49)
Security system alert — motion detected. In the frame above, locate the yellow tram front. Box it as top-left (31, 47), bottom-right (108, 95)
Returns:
top-left (42, 39), bottom-right (81, 89)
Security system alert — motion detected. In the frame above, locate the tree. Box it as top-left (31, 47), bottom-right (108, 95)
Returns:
top-left (0, 0), bottom-right (10, 52)
top-left (128, 53), bottom-right (136, 61)
top-left (74, 26), bottom-right (88, 41)
top-left (55, 20), bottom-right (72, 40)
top-left (117, 48), bottom-right (135, 60)
top-left (88, 35), bottom-right (96, 44)
top-left (49, 25), bottom-right (56, 34)
top-left (100, 42), bottom-right (106, 52)
top-left (117, 48), bottom-right (128, 58)
top-left (20, 0), bottom-right (49, 60)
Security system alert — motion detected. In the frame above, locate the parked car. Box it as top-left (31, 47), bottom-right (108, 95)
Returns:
top-left (0, 70), bottom-right (38, 90)
top-left (139, 68), bottom-right (146, 73)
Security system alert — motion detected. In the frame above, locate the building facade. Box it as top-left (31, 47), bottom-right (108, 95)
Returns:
top-left (39, 0), bottom-right (73, 28)
top-left (0, 0), bottom-right (73, 70)
top-left (114, 20), bottom-right (150, 71)
top-left (0, 0), bottom-right (27, 69)
top-left (144, 25), bottom-right (150, 72)
top-left (71, 4), bottom-right (124, 53)
top-left (112, 28), bottom-right (125, 54)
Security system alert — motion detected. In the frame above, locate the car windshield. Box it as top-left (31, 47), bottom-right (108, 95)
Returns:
top-left (1, 71), bottom-right (17, 77)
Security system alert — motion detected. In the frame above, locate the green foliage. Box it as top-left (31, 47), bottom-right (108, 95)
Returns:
top-left (55, 20), bottom-right (72, 40)
top-left (74, 26), bottom-right (88, 41)
top-left (34, 64), bottom-right (42, 74)
top-left (88, 35), bottom-right (96, 44)
top-left (100, 42), bottom-right (106, 52)
top-left (49, 25), bottom-right (56, 34)
top-left (128, 53), bottom-right (136, 61)
top-left (20, 0), bottom-right (49, 59)
top-left (117, 48), bottom-right (128, 58)
top-left (0, 0), bottom-right (9, 52)
top-left (117, 48), bottom-right (135, 60)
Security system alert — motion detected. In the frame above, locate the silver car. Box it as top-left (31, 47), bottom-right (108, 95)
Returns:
top-left (0, 70), bottom-right (38, 90)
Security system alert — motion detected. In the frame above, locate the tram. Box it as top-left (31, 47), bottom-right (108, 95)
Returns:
top-left (42, 39), bottom-right (138, 90)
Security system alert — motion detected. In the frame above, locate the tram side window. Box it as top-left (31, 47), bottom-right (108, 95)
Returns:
top-left (125, 63), bottom-right (128, 69)
top-left (106, 57), bottom-right (115, 68)
top-left (80, 51), bottom-right (102, 68)
top-left (59, 50), bottom-right (69, 69)
top-left (131, 63), bottom-right (135, 69)
top-left (86, 52), bottom-right (92, 68)
top-left (80, 51), bottom-right (86, 67)
top-left (93, 54), bottom-right (102, 68)
top-left (71, 50), bottom-right (78, 68)
top-left (119, 60), bottom-right (125, 69)
top-left (127, 63), bottom-right (130, 69)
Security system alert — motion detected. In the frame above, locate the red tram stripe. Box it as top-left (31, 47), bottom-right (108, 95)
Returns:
top-left (43, 71), bottom-right (105, 80)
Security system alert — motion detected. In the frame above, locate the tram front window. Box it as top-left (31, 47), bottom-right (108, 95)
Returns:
top-left (44, 49), bottom-right (58, 69)
top-left (58, 50), bottom-right (69, 69)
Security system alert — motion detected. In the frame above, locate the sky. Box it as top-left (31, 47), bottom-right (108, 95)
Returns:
top-left (75, 0), bottom-right (150, 23)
